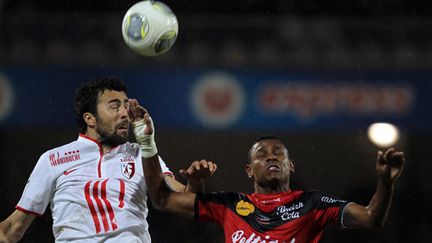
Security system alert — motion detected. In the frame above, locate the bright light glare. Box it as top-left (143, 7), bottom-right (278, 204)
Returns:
top-left (368, 123), bottom-right (400, 147)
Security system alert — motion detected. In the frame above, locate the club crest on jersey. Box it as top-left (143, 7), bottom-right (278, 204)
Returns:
top-left (236, 200), bottom-right (255, 216)
top-left (121, 162), bottom-right (135, 179)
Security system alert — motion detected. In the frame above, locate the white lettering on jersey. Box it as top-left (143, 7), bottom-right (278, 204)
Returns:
top-left (276, 202), bottom-right (303, 220)
top-left (231, 230), bottom-right (279, 243)
top-left (320, 196), bottom-right (346, 204)
top-left (49, 150), bottom-right (81, 166)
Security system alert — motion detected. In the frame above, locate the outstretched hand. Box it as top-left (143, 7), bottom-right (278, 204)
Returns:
top-left (376, 148), bottom-right (405, 185)
top-left (180, 160), bottom-right (218, 183)
top-left (129, 98), bottom-right (153, 136)
top-left (129, 98), bottom-right (157, 158)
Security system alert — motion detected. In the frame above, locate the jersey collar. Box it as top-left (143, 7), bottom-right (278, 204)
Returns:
top-left (78, 134), bottom-right (122, 155)
top-left (78, 133), bottom-right (103, 151)
top-left (248, 190), bottom-right (298, 210)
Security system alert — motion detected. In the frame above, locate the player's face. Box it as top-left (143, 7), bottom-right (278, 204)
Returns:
top-left (247, 139), bottom-right (294, 188)
top-left (94, 90), bottom-right (130, 146)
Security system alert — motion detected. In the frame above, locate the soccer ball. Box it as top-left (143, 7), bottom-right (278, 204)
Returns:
top-left (122, 0), bottom-right (178, 56)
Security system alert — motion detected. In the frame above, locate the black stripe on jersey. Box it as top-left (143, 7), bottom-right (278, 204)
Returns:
top-left (236, 191), bottom-right (314, 232)
top-left (197, 190), bottom-right (349, 233)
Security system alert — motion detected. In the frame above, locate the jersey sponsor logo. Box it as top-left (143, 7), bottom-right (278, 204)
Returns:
top-left (120, 155), bottom-right (135, 163)
top-left (121, 162), bottom-right (135, 179)
top-left (231, 230), bottom-right (280, 243)
top-left (276, 202), bottom-right (304, 221)
top-left (256, 214), bottom-right (272, 226)
top-left (258, 197), bottom-right (281, 205)
top-left (49, 150), bottom-right (81, 166)
top-left (236, 200), bottom-right (255, 216)
top-left (320, 196), bottom-right (346, 204)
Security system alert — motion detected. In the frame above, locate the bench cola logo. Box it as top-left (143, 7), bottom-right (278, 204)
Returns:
top-left (276, 202), bottom-right (304, 221)
top-left (121, 156), bottom-right (135, 179)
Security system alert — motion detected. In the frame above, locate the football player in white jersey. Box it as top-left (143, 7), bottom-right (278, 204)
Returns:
top-left (0, 78), bottom-right (216, 243)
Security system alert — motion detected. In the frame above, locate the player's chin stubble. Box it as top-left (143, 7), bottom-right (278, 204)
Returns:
top-left (96, 120), bottom-right (128, 147)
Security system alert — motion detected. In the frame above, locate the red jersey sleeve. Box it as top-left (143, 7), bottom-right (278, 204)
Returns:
top-left (195, 192), bottom-right (240, 225)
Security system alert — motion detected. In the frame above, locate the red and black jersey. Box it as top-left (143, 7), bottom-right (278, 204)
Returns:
top-left (195, 190), bottom-right (350, 243)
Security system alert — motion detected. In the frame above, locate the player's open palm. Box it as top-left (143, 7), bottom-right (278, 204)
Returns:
top-left (129, 98), bottom-right (154, 136)
top-left (376, 148), bottom-right (405, 184)
top-left (180, 160), bottom-right (217, 182)
top-left (129, 99), bottom-right (147, 120)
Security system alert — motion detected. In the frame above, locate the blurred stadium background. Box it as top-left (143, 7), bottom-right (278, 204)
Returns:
top-left (0, 0), bottom-right (431, 242)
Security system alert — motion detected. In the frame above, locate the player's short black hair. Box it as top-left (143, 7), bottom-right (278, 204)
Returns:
top-left (248, 135), bottom-right (288, 162)
top-left (255, 135), bottom-right (280, 143)
top-left (74, 77), bottom-right (127, 133)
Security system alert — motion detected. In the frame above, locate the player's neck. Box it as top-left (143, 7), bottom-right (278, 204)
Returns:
top-left (84, 129), bottom-right (125, 153)
top-left (83, 130), bottom-right (110, 153)
top-left (254, 183), bottom-right (290, 194)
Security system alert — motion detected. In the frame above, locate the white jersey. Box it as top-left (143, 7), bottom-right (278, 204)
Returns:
top-left (16, 134), bottom-right (173, 242)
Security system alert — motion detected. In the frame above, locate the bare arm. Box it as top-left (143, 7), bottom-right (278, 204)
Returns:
top-left (128, 99), bottom-right (208, 219)
top-left (164, 175), bottom-right (186, 192)
top-left (149, 159), bottom-right (217, 217)
top-left (0, 210), bottom-right (35, 243)
top-left (143, 155), bottom-right (197, 219)
top-left (343, 148), bottom-right (405, 228)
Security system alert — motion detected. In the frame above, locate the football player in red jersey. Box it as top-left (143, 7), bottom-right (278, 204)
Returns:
top-left (136, 106), bottom-right (405, 243)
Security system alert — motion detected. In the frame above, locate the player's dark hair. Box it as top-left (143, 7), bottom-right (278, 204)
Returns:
top-left (255, 135), bottom-right (280, 143)
top-left (248, 135), bottom-right (288, 162)
top-left (74, 77), bottom-right (127, 133)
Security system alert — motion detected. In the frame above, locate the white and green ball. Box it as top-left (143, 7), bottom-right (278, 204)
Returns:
top-left (122, 0), bottom-right (178, 56)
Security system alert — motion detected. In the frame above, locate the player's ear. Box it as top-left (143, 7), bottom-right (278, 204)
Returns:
top-left (245, 163), bottom-right (253, 178)
top-left (83, 112), bottom-right (96, 128)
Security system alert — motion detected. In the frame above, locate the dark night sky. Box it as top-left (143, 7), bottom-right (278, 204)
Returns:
top-left (3, 0), bottom-right (432, 16)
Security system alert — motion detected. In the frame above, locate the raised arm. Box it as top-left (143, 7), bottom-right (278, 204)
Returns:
top-left (128, 99), bottom-right (214, 219)
top-left (0, 210), bottom-right (35, 243)
top-left (343, 148), bottom-right (405, 228)
top-left (143, 155), bottom-right (197, 219)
